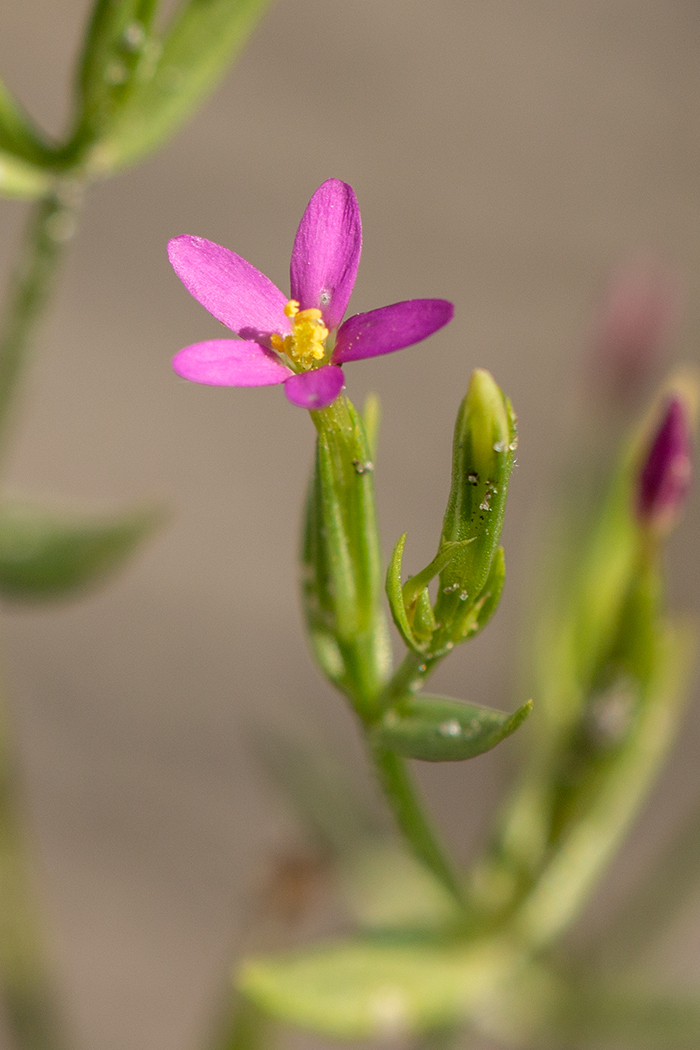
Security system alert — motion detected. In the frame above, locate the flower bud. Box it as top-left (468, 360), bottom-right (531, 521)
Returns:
top-left (637, 395), bottom-right (692, 533)
top-left (433, 369), bottom-right (516, 640)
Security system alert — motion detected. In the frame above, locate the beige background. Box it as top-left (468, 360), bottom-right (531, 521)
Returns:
top-left (2, 2), bottom-right (700, 1048)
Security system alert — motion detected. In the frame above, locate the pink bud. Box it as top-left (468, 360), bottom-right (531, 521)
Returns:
top-left (590, 260), bottom-right (681, 403)
top-left (637, 397), bottom-right (692, 531)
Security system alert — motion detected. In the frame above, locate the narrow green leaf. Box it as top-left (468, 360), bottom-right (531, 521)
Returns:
top-left (0, 501), bottom-right (162, 600)
top-left (0, 153), bottom-right (51, 200)
top-left (90, 0), bottom-right (275, 173)
top-left (0, 79), bottom-right (53, 167)
top-left (373, 695), bottom-right (532, 762)
top-left (239, 937), bottom-right (519, 1040)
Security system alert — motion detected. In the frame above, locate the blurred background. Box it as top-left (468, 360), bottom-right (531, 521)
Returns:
top-left (2, 2), bottom-right (700, 1048)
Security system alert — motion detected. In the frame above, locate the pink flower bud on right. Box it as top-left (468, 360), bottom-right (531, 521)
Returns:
top-left (637, 396), bottom-right (692, 533)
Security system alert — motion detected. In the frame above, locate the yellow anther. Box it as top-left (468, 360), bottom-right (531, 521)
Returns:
top-left (272, 299), bottom-right (329, 369)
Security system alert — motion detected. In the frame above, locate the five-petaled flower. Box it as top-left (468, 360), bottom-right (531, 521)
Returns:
top-left (168, 179), bottom-right (454, 409)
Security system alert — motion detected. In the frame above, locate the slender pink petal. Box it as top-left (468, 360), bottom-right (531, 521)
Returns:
top-left (168, 236), bottom-right (290, 342)
top-left (333, 299), bottom-right (454, 363)
top-left (290, 180), bottom-right (362, 330)
top-left (173, 340), bottom-right (292, 386)
top-left (637, 396), bottom-right (692, 531)
top-left (284, 365), bottom-right (345, 409)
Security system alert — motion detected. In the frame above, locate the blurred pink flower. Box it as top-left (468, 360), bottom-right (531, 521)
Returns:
top-left (589, 259), bottom-right (681, 402)
top-left (168, 180), bottom-right (453, 410)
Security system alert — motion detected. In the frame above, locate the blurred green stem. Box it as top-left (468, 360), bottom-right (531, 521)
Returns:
top-left (0, 185), bottom-right (83, 458)
top-left (0, 676), bottom-right (68, 1050)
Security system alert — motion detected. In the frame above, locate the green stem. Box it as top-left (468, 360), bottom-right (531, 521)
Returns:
top-left (208, 994), bottom-right (271, 1050)
top-left (0, 184), bottom-right (82, 457)
top-left (0, 679), bottom-right (68, 1050)
top-left (369, 738), bottom-right (467, 910)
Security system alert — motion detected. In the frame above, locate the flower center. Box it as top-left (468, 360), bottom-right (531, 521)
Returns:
top-left (271, 300), bottom-right (329, 369)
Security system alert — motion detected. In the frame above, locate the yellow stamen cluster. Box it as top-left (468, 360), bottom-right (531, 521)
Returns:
top-left (271, 299), bottom-right (329, 369)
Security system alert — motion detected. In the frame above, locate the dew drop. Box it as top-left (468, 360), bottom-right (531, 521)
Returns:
top-left (459, 590), bottom-right (469, 600)
top-left (417, 663), bottom-right (427, 673)
top-left (352, 458), bottom-right (373, 474)
top-left (442, 582), bottom-right (459, 593)
top-left (479, 500), bottom-right (491, 511)
top-left (493, 441), bottom-right (507, 453)
top-left (319, 289), bottom-right (331, 306)
top-left (439, 719), bottom-right (461, 737)
top-left (122, 20), bottom-right (145, 51)
top-left (467, 472), bottom-right (479, 485)
top-left (509, 437), bottom-right (519, 451)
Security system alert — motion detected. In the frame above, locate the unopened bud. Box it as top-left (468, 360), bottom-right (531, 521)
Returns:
top-left (434, 369), bottom-right (515, 636)
top-left (637, 396), bottom-right (692, 532)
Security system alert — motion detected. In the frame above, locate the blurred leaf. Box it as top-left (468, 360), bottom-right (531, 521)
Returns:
top-left (0, 152), bottom-right (51, 200)
top-left (89, 0), bottom-right (275, 173)
top-left (373, 695), bottom-right (532, 762)
top-left (0, 501), bottom-right (162, 600)
top-left (239, 936), bottom-right (518, 1040)
top-left (0, 79), bottom-right (53, 167)
top-left (72, 0), bottom-right (162, 150)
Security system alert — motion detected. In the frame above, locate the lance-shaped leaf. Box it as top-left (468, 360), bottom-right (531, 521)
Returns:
top-left (239, 936), bottom-right (520, 1040)
top-left (0, 501), bottom-right (161, 600)
top-left (0, 152), bottom-right (51, 200)
top-left (69, 0), bottom-right (162, 154)
top-left (88, 0), bottom-right (275, 173)
top-left (372, 694), bottom-right (532, 762)
top-left (433, 369), bottom-right (516, 645)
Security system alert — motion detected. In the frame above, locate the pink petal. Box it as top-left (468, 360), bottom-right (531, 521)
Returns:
top-left (284, 365), bottom-right (345, 409)
top-left (290, 180), bottom-right (362, 331)
top-left (168, 236), bottom-right (290, 342)
top-left (333, 299), bottom-right (454, 363)
top-left (173, 340), bottom-right (292, 386)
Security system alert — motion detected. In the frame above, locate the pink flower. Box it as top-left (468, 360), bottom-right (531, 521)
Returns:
top-left (168, 180), bottom-right (454, 409)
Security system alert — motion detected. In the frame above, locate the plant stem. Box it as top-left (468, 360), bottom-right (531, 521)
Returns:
top-left (0, 184), bottom-right (82, 459)
top-left (0, 680), bottom-right (68, 1050)
top-left (369, 739), bottom-right (467, 910)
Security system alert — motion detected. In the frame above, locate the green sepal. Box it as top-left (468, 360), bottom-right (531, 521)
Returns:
top-left (239, 937), bottom-right (519, 1040)
top-left (70, 0), bottom-right (161, 155)
top-left (385, 534), bottom-right (474, 656)
top-left (449, 546), bottom-right (506, 644)
top-left (86, 0), bottom-right (275, 173)
top-left (0, 500), bottom-right (162, 600)
top-left (372, 695), bottom-right (532, 762)
top-left (433, 370), bottom-right (515, 643)
top-left (0, 152), bottom-right (51, 200)
top-left (385, 533), bottom-right (423, 655)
